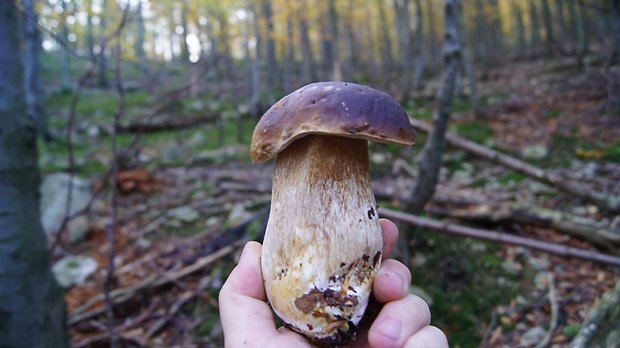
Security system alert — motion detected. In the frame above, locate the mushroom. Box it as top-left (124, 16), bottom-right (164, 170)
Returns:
top-left (251, 81), bottom-right (415, 346)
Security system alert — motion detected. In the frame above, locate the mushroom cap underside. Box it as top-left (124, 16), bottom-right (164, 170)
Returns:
top-left (251, 81), bottom-right (415, 163)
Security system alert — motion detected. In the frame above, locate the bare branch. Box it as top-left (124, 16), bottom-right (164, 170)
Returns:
top-left (380, 208), bottom-right (620, 267)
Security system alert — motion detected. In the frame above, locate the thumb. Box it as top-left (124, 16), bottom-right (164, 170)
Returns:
top-left (219, 241), bottom-right (278, 346)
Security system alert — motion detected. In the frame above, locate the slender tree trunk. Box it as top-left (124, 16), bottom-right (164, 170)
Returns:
top-left (328, 0), bottom-right (341, 80)
top-left (180, 0), bottom-right (190, 62)
top-left (0, 2), bottom-right (68, 346)
top-left (474, 0), bottom-right (489, 78)
top-left (298, 0), bottom-right (316, 83)
top-left (529, 0), bottom-right (542, 57)
top-left (216, 9), bottom-right (234, 81)
top-left (23, 0), bottom-right (48, 138)
top-left (60, 0), bottom-right (71, 90)
top-left (135, 0), bottom-right (148, 73)
top-left (249, 2), bottom-right (262, 118)
top-left (404, 0), bottom-right (461, 225)
top-left (262, 0), bottom-right (279, 92)
top-left (455, 0), bottom-right (480, 118)
top-left (555, 0), bottom-right (567, 40)
top-left (611, 0), bottom-right (620, 63)
top-left (542, 0), bottom-right (554, 56)
top-left (513, 2), bottom-right (527, 58)
top-left (567, 0), bottom-right (587, 66)
top-left (412, 0), bottom-right (425, 90)
top-left (85, 0), bottom-right (94, 58)
top-left (426, 0), bottom-right (439, 71)
top-left (283, 2), bottom-right (295, 94)
top-left (98, 0), bottom-right (109, 87)
top-left (378, 0), bottom-right (394, 73)
top-left (394, 0), bottom-right (414, 100)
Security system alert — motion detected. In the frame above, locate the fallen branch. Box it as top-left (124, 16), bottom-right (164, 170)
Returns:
top-left (112, 114), bottom-right (217, 134)
top-left (410, 118), bottom-right (620, 213)
top-left (427, 205), bottom-right (620, 253)
top-left (380, 208), bottom-right (620, 267)
top-left (570, 281), bottom-right (620, 347)
top-left (535, 274), bottom-right (559, 348)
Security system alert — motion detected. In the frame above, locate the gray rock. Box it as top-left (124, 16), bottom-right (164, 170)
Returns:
top-left (528, 256), bottom-right (551, 271)
top-left (168, 206), bottom-right (200, 223)
top-left (67, 216), bottom-right (90, 244)
top-left (502, 260), bottom-right (523, 275)
top-left (40, 173), bottom-right (92, 235)
top-left (520, 326), bottom-right (546, 347)
top-left (521, 145), bottom-right (548, 160)
top-left (52, 255), bottom-right (98, 288)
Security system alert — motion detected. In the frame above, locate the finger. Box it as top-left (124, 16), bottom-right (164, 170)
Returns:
top-left (404, 326), bottom-right (449, 348)
top-left (373, 259), bottom-right (411, 303)
top-left (380, 219), bottom-right (398, 259)
top-left (219, 242), bottom-right (278, 346)
top-left (273, 327), bottom-right (316, 347)
top-left (367, 295), bottom-right (431, 348)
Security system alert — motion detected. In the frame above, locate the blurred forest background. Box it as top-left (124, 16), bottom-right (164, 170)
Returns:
top-left (2, 0), bottom-right (620, 347)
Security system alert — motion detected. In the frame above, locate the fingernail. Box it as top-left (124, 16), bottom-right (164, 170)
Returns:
top-left (376, 316), bottom-right (401, 341)
top-left (384, 270), bottom-right (407, 294)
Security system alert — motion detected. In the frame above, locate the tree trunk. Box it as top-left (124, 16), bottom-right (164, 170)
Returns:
top-left (22, 0), bottom-right (48, 138)
top-left (60, 0), bottom-right (71, 90)
top-left (298, 0), bottom-right (316, 83)
top-left (394, 0), bottom-right (414, 100)
top-left (412, 0), bottom-right (425, 90)
top-left (283, 1), bottom-right (295, 94)
top-left (425, 0), bottom-right (439, 71)
top-left (249, 1), bottom-right (262, 118)
top-left (404, 0), bottom-right (461, 226)
top-left (611, 0), bottom-right (620, 64)
top-left (555, 0), bottom-right (567, 40)
top-left (377, 0), bottom-right (394, 73)
top-left (529, 0), bottom-right (542, 57)
top-left (135, 0), bottom-right (148, 73)
top-left (180, 1), bottom-right (190, 63)
top-left (542, 0), bottom-right (554, 56)
top-left (328, 0), bottom-right (341, 80)
top-left (474, 0), bottom-right (489, 78)
top-left (262, 0), bottom-right (279, 92)
top-left (86, 0), bottom-right (94, 58)
top-left (567, 0), bottom-right (587, 66)
top-left (513, 2), bottom-right (527, 58)
top-left (98, 0), bottom-right (109, 87)
top-left (455, 0), bottom-right (480, 118)
top-left (0, 2), bottom-right (68, 346)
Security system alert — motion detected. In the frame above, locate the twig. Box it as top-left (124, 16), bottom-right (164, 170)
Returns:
top-left (380, 208), bottom-right (620, 267)
top-left (536, 274), bottom-right (558, 348)
top-left (68, 242), bottom-right (240, 325)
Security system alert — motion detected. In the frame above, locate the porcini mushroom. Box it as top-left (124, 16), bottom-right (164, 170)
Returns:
top-left (251, 81), bottom-right (415, 346)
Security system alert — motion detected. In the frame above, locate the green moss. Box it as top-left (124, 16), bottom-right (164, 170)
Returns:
top-left (498, 172), bottom-right (527, 186)
top-left (453, 122), bottom-right (492, 144)
top-left (409, 228), bottom-right (523, 347)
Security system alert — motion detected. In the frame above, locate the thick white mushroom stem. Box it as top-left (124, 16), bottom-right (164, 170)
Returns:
top-left (262, 134), bottom-right (383, 346)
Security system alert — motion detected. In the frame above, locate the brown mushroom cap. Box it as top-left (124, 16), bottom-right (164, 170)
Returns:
top-left (251, 81), bottom-right (415, 163)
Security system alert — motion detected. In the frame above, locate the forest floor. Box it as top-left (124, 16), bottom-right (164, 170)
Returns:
top-left (43, 56), bottom-right (620, 347)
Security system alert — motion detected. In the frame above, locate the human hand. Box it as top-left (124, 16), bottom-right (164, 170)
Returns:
top-left (219, 219), bottom-right (448, 347)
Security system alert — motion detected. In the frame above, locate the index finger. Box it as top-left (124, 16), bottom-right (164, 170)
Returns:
top-left (219, 242), bottom-right (278, 346)
top-left (380, 219), bottom-right (398, 260)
